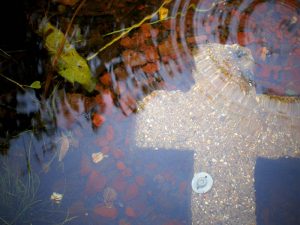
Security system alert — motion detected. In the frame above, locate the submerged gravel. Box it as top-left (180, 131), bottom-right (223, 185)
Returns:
top-left (132, 44), bottom-right (300, 225)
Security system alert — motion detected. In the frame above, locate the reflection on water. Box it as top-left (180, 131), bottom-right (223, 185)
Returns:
top-left (194, 0), bottom-right (300, 96)
top-left (0, 0), bottom-right (300, 224)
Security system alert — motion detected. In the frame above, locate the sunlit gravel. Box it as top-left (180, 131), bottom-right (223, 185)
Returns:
top-left (133, 43), bottom-right (300, 225)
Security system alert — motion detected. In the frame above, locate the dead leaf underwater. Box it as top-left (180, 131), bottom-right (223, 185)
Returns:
top-left (57, 133), bottom-right (79, 162)
top-left (58, 134), bottom-right (70, 162)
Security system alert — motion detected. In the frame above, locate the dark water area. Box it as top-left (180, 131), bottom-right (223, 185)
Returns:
top-left (0, 0), bottom-right (300, 224)
top-left (255, 157), bottom-right (300, 225)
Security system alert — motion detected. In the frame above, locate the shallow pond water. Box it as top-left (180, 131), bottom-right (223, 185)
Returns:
top-left (0, 0), bottom-right (300, 224)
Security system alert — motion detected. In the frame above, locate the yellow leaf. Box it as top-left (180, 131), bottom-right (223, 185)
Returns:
top-left (159, 7), bottom-right (168, 20)
top-left (29, 81), bottom-right (41, 89)
top-left (38, 20), bottom-right (96, 92)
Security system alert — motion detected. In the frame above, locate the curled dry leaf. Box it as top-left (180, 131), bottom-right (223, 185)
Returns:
top-left (50, 192), bottom-right (63, 204)
top-left (92, 152), bottom-right (108, 163)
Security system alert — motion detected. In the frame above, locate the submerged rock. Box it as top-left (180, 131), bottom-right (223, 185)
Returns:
top-left (84, 171), bottom-right (107, 196)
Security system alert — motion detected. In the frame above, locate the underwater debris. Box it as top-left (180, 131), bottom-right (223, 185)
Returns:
top-left (191, 172), bottom-right (213, 194)
top-left (103, 187), bottom-right (117, 208)
top-left (92, 152), bottom-right (108, 163)
top-left (56, 132), bottom-right (79, 162)
top-left (58, 133), bottom-right (70, 162)
top-left (50, 192), bottom-right (63, 204)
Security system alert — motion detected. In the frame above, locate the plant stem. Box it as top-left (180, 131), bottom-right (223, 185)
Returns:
top-left (0, 217), bottom-right (9, 225)
top-left (101, 0), bottom-right (219, 37)
top-left (0, 73), bottom-right (25, 90)
top-left (87, 0), bottom-right (173, 61)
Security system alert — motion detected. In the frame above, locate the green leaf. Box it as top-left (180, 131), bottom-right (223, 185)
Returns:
top-left (29, 81), bottom-right (41, 89)
top-left (39, 22), bottom-right (95, 92)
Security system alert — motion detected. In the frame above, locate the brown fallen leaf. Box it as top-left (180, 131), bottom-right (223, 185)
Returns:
top-left (57, 132), bottom-right (78, 162)
top-left (58, 134), bottom-right (70, 162)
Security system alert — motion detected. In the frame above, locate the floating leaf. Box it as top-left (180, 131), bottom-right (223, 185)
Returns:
top-left (159, 7), bottom-right (168, 20)
top-left (29, 81), bottom-right (41, 89)
top-left (38, 20), bottom-right (96, 92)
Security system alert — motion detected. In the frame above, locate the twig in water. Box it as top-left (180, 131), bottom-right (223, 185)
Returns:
top-left (86, 0), bottom-right (173, 61)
